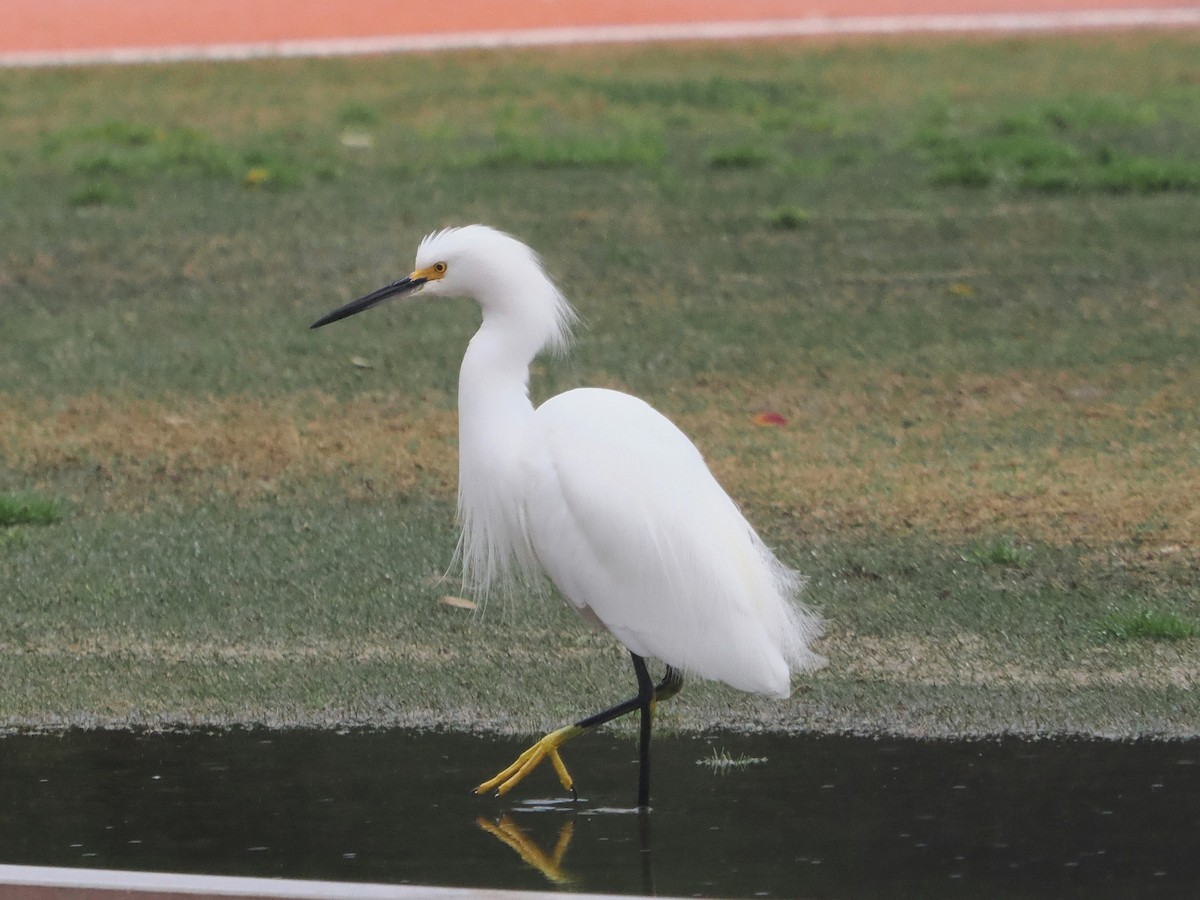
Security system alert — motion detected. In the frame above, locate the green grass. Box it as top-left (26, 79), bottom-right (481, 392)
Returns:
top-left (39, 118), bottom-right (337, 204)
top-left (917, 93), bottom-right (1200, 193)
top-left (66, 178), bottom-right (132, 207)
top-left (481, 106), bottom-right (667, 168)
top-left (1, 33), bottom-right (1198, 736)
top-left (707, 144), bottom-right (774, 169)
top-left (0, 494), bottom-right (61, 527)
top-left (1101, 610), bottom-right (1198, 642)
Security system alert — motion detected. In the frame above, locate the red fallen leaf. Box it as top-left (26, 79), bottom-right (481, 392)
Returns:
top-left (752, 411), bottom-right (787, 427)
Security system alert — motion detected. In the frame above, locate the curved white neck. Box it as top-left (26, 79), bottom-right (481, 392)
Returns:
top-left (454, 316), bottom-right (542, 593)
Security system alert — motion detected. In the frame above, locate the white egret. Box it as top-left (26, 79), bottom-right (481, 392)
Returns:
top-left (311, 225), bottom-right (824, 808)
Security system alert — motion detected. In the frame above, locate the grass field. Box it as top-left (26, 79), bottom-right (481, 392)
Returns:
top-left (2, 32), bottom-right (1198, 738)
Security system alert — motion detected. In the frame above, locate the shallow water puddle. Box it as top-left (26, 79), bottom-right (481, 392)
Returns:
top-left (1, 730), bottom-right (1196, 897)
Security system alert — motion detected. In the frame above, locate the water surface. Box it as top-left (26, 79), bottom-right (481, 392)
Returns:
top-left (1, 729), bottom-right (1196, 897)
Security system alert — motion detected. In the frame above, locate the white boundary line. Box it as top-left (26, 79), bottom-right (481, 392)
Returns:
top-left (2, 8), bottom-right (1199, 68)
top-left (0, 863), bottom-right (639, 900)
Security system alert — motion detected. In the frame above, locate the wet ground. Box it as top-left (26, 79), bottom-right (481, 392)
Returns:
top-left (1, 729), bottom-right (1196, 898)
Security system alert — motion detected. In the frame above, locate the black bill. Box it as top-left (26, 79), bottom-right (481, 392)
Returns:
top-left (310, 274), bottom-right (427, 329)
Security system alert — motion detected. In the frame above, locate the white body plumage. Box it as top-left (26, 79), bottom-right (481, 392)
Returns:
top-left (425, 226), bottom-right (823, 699)
top-left (309, 224), bottom-right (830, 801)
top-left (315, 224), bottom-right (824, 701)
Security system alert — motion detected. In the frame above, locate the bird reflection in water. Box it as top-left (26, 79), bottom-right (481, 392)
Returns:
top-left (476, 815), bottom-right (576, 885)
top-left (477, 805), bottom-right (658, 895)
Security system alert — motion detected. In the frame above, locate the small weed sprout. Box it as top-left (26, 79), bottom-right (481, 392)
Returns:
top-left (765, 206), bottom-right (811, 230)
top-left (707, 145), bottom-right (773, 169)
top-left (337, 102), bottom-right (382, 127)
top-left (697, 748), bottom-right (769, 773)
top-left (67, 179), bottom-right (131, 208)
top-left (965, 537), bottom-right (1030, 567)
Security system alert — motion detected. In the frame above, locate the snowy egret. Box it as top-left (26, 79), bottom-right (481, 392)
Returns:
top-left (311, 225), bottom-right (824, 808)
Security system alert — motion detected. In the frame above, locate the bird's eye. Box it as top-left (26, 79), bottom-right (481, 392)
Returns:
top-left (433, 262), bottom-right (448, 276)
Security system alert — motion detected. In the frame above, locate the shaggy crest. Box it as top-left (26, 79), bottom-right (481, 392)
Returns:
top-left (416, 225), bottom-right (577, 357)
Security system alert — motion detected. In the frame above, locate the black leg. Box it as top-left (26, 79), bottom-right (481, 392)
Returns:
top-left (572, 660), bottom-right (684, 732)
top-left (638, 807), bottom-right (655, 895)
top-left (631, 653), bottom-right (655, 809)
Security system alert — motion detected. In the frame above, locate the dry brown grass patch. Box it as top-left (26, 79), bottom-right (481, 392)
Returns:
top-left (672, 367), bottom-right (1200, 552)
top-left (825, 629), bottom-right (1200, 691)
top-left (3, 366), bottom-right (1197, 555)
top-left (1, 392), bottom-right (458, 508)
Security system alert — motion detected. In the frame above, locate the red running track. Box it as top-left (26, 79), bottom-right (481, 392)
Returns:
top-left (2, 1), bottom-right (1198, 65)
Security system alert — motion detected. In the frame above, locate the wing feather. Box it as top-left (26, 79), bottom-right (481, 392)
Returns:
top-left (524, 388), bottom-right (824, 697)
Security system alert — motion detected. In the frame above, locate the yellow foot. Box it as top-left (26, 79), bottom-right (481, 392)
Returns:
top-left (475, 724), bottom-right (584, 798)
